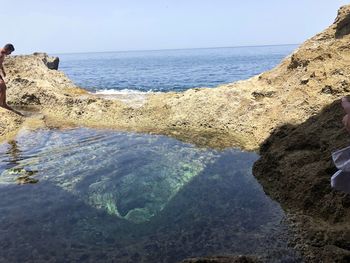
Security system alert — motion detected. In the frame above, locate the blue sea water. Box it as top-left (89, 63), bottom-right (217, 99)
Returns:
top-left (57, 45), bottom-right (298, 93)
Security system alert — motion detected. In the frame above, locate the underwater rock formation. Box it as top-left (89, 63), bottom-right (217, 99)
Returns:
top-left (0, 129), bottom-right (217, 223)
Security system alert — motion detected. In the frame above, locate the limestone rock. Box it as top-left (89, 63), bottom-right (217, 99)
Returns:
top-left (0, 108), bottom-right (24, 138)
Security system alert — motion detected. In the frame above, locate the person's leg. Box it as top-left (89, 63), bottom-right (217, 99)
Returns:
top-left (0, 79), bottom-right (23, 116)
top-left (0, 79), bottom-right (8, 108)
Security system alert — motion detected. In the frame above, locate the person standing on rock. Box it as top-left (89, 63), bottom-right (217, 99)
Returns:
top-left (0, 43), bottom-right (22, 116)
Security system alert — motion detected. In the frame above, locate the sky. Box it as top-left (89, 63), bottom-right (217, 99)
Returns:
top-left (1, 0), bottom-right (349, 54)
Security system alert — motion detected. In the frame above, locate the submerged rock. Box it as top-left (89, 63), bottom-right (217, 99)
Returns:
top-left (16, 175), bottom-right (39, 184)
top-left (5, 167), bottom-right (39, 185)
top-left (0, 129), bottom-right (217, 223)
top-left (68, 142), bottom-right (216, 223)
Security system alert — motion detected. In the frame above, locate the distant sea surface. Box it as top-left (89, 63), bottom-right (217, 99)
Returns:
top-left (57, 45), bottom-right (298, 94)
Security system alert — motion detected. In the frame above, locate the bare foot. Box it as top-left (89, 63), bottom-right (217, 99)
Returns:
top-left (0, 104), bottom-right (24, 116)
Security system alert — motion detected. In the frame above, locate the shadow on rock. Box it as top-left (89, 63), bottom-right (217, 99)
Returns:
top-left (253, 99), bottom-right (350, 261)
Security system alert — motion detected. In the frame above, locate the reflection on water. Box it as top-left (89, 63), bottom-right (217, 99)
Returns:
top-left (0, 128), bottom-right (301, 262)
top-left (2, 140), bottom-right (39, 184)
top-left (5, 140), bottom-right (22, 165)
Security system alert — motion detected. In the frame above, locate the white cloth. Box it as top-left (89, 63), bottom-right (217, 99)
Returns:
top-left (331, 145), bottom-right (350, 194)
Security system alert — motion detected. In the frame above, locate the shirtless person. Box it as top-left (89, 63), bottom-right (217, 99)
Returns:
top-left (0, 43), bottom-right (22, 115)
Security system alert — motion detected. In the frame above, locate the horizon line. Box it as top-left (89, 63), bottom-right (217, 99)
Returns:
top-left (49, 43), bottom-right (300, 56)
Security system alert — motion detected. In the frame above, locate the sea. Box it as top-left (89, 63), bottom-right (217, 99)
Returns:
top-left (57, 44), bottom-right (298, 94)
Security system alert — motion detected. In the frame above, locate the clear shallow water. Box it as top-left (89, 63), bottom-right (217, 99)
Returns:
top-left (0, 128), bottom-right (301, 262)
top-left (57, 45), bottom-right (298, 93)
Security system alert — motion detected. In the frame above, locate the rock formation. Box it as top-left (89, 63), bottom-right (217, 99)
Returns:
top-left (1, 4), bottom-right (350, 262)
top-left (33, 52), bottom-right (60, 70)
top-left (252, 5), bottom-right (350, 262)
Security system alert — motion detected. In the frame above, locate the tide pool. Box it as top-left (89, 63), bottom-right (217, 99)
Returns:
top-left (0, 128), bottom-right (301, 262)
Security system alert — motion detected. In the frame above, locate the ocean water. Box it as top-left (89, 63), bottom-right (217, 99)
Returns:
top-left (0, 128), bottom-right (301, 262)
top-left (57, 45), bottom-right (298, 93)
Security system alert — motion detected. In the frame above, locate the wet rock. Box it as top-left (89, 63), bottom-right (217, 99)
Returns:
top-left (7, 167), bottom-right (39, 184)
top-left (16, 175), bottom-right (39, 185)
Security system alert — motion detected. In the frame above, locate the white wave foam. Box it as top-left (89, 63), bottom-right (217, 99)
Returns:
top-left (91, 88), bottom-right (154, 108)
top-left (92, 88), bottom-right (155, 95)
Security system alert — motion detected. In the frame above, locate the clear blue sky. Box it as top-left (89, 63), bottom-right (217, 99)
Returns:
top-left (1, 0), bottom-right (349, 54)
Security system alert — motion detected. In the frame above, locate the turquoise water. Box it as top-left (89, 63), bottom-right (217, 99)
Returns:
top-left (57, 45), bottom-right (297, 93)
top-left (0, 128), bottom-right (301, 262)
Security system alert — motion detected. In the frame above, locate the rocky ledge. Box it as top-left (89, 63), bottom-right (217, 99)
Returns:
top-left (2, 4), bottom-right (350, 263)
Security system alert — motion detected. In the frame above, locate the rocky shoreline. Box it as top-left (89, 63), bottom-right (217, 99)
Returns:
top-left (2, 4), bottom-right (350, 262)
